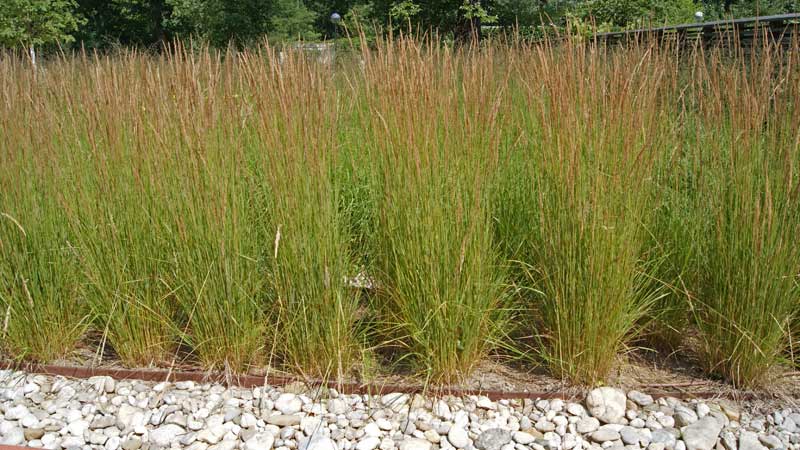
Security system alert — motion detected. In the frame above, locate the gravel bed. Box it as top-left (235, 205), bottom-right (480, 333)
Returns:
top-left (1, 369), bottom-right (799, 450)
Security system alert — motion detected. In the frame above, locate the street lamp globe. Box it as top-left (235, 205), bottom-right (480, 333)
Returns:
top-left (330, 12), bottom-right (342, 24)
top-left (694, 11), bottom-right (704, 22)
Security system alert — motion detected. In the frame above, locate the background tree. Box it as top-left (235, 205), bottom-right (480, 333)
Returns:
top-left (171, 0), bottom-right (319, 46)
top-left (368, 0), bottom-right (494, 40)
top-left (578, 0), bottom-right (697, 29)
top-left (270, 0), bottom-right (320, 42)
top-left (701, 0), bottom-right (800, 18)
top-left (3, 0), bottom-right (799, 49)
top-left (74, 0), bottom-right (170, 48)
top-left (173, 0), bottom-right (274, 46)
top-left (0, 0), bottom-right (83, 61)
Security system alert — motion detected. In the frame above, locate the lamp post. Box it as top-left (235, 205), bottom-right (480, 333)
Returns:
top-left (328, 12), bottom-right (342, 66)
top-left (330, 12), bottom-right (342, 40)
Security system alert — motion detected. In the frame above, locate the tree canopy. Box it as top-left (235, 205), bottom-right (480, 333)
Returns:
top-left (0, 0), bottom-right (797, 49)
top-left (0, 0), bottom-right (84, 48)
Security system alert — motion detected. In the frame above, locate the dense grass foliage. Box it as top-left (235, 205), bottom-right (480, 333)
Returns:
top-left (0, 38), bottom-right (798, 387)
top-left (0, 192), bottom-right (86, 362)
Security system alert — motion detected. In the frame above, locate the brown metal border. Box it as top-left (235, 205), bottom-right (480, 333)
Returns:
top-left (0, 360), bottom-right (748, 401)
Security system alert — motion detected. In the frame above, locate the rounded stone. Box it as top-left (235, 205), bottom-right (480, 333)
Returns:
top-left (423, 430), bottom-right (440, 444)
top-left (150, 424), bottom-right (187, 446)
top-left (377, 418), bottom-right (393, 431)
top-left (357, 437), bottom-right (383, 450)
top-left (5, 405), bottom-right (30, 420)
top-left (586, 388), bottom-right (627, 424)
top-left (244, 432), bottom-right (276, 450)
top-left (0, 427), bottom-right (25, 446)
top-left (475, 429), bottom-right (512, 450)
top-left (682, 416), bottom-right (723, 450)
top-left (267, 415), bottom-right (302, 427)
top-left (382, 394), bottom-right (410, 412)
top-left (106, 436), bottom-right (122, 450)
top-left (276, 394), bottom-right (303, 415)
top-left (627, 391), bottom-right (654, 407)
top-left (328, 399), bottom-right (348, 415)
top-left (398, 438), bottom-right (432, 450)
top-left (122, 436), bottom-right (143, 450)
top-left (590, 429), bottom-right (620, 443)
top-left (577, 417), bottom-right (600, 434)
top-left (535, 420), bottom-right (555, 433)
top-left (512, 432), bottom-right (536, 445)
top-left (619, 427), bottom-right (646, 446)
top-left (758, 435), bottom-right (782, 449)
top-left (365, 422), bottom-right (382, 437)
top-left (67, 419), bottom-right (90, 436)
top-left (448, 426), bottom-right (470, 448)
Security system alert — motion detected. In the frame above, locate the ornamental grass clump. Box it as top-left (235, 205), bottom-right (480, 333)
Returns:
top-left (643, 162), bottom-right (703, 352)
top-left (154, 48), bottom-right (269, 373)
top-left (247, 48), bottom-right (363, 378)
top-left (687, 43), bottom-right (800, 387)
top-left (2, 35), bottom-right (800, 387)
top-left (508, 41), bottom-right (671, 384)
top-left (47, 52), bottom-right (183, 366)
top-left (168, 161), bottom-right (268, 373)
top-left (360, 38), bottom-right (509, 383)
top-left (70, 186), bottom-right (178, 367)
top-left (0, 58), bottom-right (89, 363)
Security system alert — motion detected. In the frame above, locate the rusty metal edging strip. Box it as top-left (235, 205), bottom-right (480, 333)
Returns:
top-left (0, 360), bottom-right (753, 401)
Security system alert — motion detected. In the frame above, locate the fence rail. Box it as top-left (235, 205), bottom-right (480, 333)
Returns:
top-left (595, 13), bottom-right (800, 47)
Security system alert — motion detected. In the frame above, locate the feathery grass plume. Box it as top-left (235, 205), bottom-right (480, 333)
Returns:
top-left (687, 40), bottom-right (800, 387)
top-left (508, 39), bottom-right (670, 384)
top-left (360, 36), bottom-right (510, 383)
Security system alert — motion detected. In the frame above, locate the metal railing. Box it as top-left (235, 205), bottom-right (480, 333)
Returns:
top-left (595, 13), bottom-right (800, 47)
